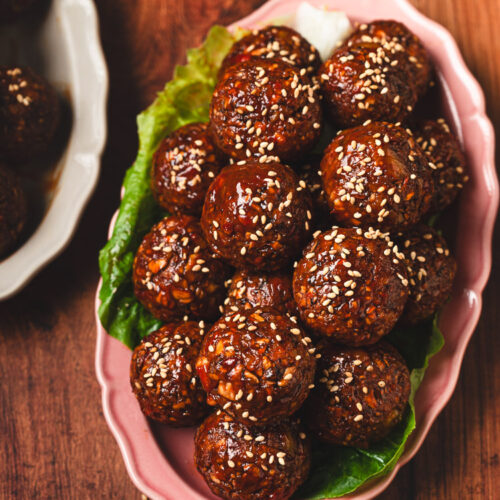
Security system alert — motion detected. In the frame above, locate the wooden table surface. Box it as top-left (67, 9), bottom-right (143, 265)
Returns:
top-left (0, 0), bottom-right (498, 498)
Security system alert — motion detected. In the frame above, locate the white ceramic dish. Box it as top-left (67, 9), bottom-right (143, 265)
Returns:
top-left (0, 0), bottom-right (107, 299)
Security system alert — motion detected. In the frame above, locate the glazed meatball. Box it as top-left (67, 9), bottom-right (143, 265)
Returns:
top-left (304, 341), bottom-right (410, 448)
top-left (223, 269), bottom-right (297, 316)
top-left (320, 121), bottom-right (433, 231)
top-left (0, 164), bottom-right (27, 258)
top-left (346, 20), bottom-right (432, 97)
top-left (209, 59), bottom-right (322, 163)
top-left (398, 225), bottom-right (456, 325)
top-left (196, 308), bottom-right (316, 425)
top-left (195, 412), bottom-right (310, 500)
top-left (0, 66), bottom-right (60, 164)
top-left (219, 25), bottom-right (321, 78)
top-left (151, 122), bottom-right (225, 216)
top-left (130, 322), bottom-right (209, 426)
top-left (415, 118), bottom-right (468, 213)
top-left (133, 215), bottom-right (229, 322)
top-left (319, 41), bottom-right (417, 127)
top-left (201, 160), bottom-right (313, 270)
top-left (293, 227), bottom-right (409, 345)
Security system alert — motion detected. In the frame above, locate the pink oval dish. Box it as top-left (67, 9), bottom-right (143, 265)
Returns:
top-left (95, 0), bottom-right (498, 498)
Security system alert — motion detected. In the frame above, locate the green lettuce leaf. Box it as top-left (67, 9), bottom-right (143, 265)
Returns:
top-left (98, 25), bottom-right (445, 498)
top-left (98, 26), bottom-right (239, 348)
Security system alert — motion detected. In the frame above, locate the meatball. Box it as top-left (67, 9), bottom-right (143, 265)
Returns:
top-left (151, 122), bottom-right (225, 216)
top-left (0, 66), bottom-right (60, 164)
top-left (223, 269), bottom-right (297, 316)
top-left (0, 164), bottom-right (27, 258)
top-left (219, 25), bottom-right (321, 78)
top-left (346, 20), bottom-right (432, 97)
top-left (293, 227), bottom-right (409, 345)
top-left (320, 121), bottom-right (433, 231)
top-left (130, 322), bottom-right (209, 426)
top-left (195, 412), bottom-right (310, 500)
top-left (398, 225), bottom-right (456, 325)
top-left (319, 41), bottom-right (417, 128)
top-left (304, 341), bottom-right (410, 448)
top-left (415, 118), bottom-right (468, 213)
top-left (133, 215), bottom-right (229, 322)
top-left (196, 308), bottom-right (316, 425)
top-left (209, 59), bottom-right (322, 163)
top-left (201, 160), bottom-right (313, 270)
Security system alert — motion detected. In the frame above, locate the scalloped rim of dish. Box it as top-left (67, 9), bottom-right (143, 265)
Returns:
top-left (95, 0), bottom-right (498, 499)
top-left (0, 0), bottom-right (108, 299)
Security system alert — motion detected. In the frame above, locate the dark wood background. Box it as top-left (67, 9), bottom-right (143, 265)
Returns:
top-left (0, 0), bottom-right (498, 498)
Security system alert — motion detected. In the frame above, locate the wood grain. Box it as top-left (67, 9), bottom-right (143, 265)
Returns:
top-left (0, 0), bottom-right (498, 498)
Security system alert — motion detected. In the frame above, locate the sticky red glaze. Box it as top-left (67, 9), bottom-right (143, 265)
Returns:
top-left (219, 25), bottom-right (321, 79)
top-left (223, 269), bottom-right (298, 316)
top-left (195, 412), bottom-right (311, 500)
top-left (415, 118), bottom-right (469, 213)
top-left (304, 341), bottom-right (410, 448)
top-left (130, 322), bottom-right (209, 426)
top-left (196, 308), bottom-right (316, 426)
top-left (320, 121), bottom-right (434, 231)
top-left (346, 20), bottom-right (432, 97)
top-left (397, 225), bottom-right (457, 325)
top-left (299, 155), bottom-right (333, 230)
top-left (132, 215), bottom-right (230, 322)
top-left (0, 66), bottom-right (60, 164)
top-left (318, 19), bottom-right (432, 128)
top-left (318, 46), bottom-right (414, 127)
top-left (0, 164), bottom-right (26, 258)
top-left (293, 227), bottom-right (409, 345)
top-left (201, 160), bottom-right (313, 270)
top-left (209, 59), bottom-right (322, 163)
top-left (151, 122), bottom-right (225, 216)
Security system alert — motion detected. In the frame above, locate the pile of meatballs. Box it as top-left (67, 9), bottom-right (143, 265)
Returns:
top-left (0, 65), bottom-right (60, 259)
top-left (0, 0), bottom-right (62, 260)
top-left (130, 21), bottom-right (466, 500)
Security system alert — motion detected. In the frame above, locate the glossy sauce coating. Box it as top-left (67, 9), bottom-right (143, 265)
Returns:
top-left (345, 20), bottom-right (432, 97)
top-left (304, 341), bottom-right (410, 448)
top-left (196, 308), bottom-right (316, 425)
top-left (0, 164), bottom-right (26, 258)
top-left (415, 118), bottom-right (468, 213)
top-left (223, 269), bottom-right (297, 316)
top-left (293, 227), bottom-right (409, 345)
top-left (0, 66), bottom-right (60, 164)
top-left (130, 322), bottom-right (209, 426)
top-left (318, 39), bottom-right (417, 127)
top-left (299, 155), bottom-right (333, 230)
top-left (201, 160), bottom-right (313, 270)
top-left (195, 412), bottom-right (310, 500)
top-left (320, 121), bottom-right (433, 231)
top-left (209, 58), bottom-right (322, 163)
top-left (151, 122), bottom-right (225, 216)
top-left (133, 215), bottom-right (229, 322)
top-left (397, 225), bottom-right (456, 325)
top-left (219, 25), bottom-right (321, 78)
